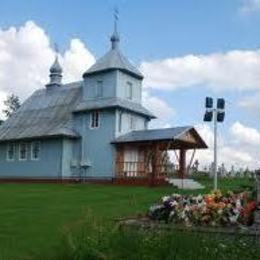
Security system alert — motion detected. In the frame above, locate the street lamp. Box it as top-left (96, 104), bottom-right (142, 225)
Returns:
top-left (203, 97), bottom-right (225, 190)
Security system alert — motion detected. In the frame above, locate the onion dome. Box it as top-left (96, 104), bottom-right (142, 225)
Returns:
top-left (50, 56), bottom-right (62, 74)
top-left (46, 56), bottom-right (63, 88)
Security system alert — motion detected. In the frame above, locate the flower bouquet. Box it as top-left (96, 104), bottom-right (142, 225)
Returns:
top-left (148, 190), bottom-right (256, 227)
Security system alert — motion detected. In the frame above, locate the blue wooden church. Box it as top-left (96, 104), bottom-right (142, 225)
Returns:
top-left (0, 23), bottom-right (207, 185)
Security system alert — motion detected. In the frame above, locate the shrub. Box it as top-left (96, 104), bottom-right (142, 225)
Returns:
top-left (41, 213), bottom-right (260, 260)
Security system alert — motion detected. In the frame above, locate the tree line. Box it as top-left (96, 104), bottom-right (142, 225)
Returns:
top-left (0, 94), bottom-right (21, 124)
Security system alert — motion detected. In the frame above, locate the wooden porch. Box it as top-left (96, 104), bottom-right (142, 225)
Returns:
top-left (112, 127), bottom-right (207, 186)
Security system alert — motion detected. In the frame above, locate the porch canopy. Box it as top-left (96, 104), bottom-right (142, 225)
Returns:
top-left (112, 126), bottom-right (207, 185)
top-left (113, 126), bottom-right (207, 149)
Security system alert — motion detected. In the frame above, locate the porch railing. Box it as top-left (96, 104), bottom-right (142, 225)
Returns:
top-left (116, 161), bottom-right (179, 178)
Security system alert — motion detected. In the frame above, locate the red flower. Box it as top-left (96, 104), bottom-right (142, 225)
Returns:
top-left (241, 201), bottom-right (256, 217)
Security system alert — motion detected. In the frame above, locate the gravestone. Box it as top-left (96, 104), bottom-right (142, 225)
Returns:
top-left (252, 170), bottom-right (260, 229)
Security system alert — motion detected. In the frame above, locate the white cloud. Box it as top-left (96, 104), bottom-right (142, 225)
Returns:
top-left (240, 0), bottom-right (260, 14)
top-left (140, 50), bottom-right (260, 91)
top-left (0, 21), bottom-right (95, 118)
top-left (230, 121), bottom-right (260, 145)
top-left (221, 147), bottom-right (254, 165)
top-left (196, 124), bottom-right (215, 147)
top-left (0, 91), bottom-right (7, 120)
top-left (194, 123), bottom-right (260, 170)
top-left (0, 21), bottom-right (53, 98)
top-left (239, 91), bottom-right (260, 115)
top-left (0, 21), bottom-right (95, 98)
top-left (62, 39), bottom-right (95, 83)
top-left (143, 90), bottom-right (175, 128)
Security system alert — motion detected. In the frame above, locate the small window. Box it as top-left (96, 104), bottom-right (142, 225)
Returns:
top-left (96, 81), bottom-right (103, 97)
top-left (31, 141), bottom-right (40, 160)
top-left (19, 143), bottom-right (27, 161)
top-left (126, 82), bottom-right (133, 100)
top-left (119, 112), bottom-right (123, 132)
top-left (90, 111), bottom-right (100, 129)
top-left (130, 115), bottom-right (136, 130)
top-left (6, 143), bottom-right (15, 161)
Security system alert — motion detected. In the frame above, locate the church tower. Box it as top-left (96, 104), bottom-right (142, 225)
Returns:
top-left (76, 13), bottom-right (154, 178)
top-left (82, 12), bottom-right (154, 133)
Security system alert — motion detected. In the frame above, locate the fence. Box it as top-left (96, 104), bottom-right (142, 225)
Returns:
top-left (116, 161), bottom-right (179, 178)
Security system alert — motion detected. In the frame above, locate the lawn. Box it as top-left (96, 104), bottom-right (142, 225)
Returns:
top-left (0, 178), bottom-right (256, 259)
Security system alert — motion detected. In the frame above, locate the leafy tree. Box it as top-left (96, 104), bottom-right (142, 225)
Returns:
top-left (3, 94), bottom-right (21, 118)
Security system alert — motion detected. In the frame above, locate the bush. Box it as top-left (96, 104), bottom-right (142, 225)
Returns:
top-left (40, 213), bottom-right (260, 260)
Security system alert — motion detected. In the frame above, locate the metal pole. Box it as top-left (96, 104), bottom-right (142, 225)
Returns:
top-left (213, 108), bottom-right (218, 190)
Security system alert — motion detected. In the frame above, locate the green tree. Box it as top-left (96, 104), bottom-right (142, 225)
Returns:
top-left (3, 94), bottom-right (21, 118)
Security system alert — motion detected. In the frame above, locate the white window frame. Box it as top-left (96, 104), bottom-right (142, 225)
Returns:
top-left (90, 111), bottom-right (100, 129)
top-left (31, 141), bottom-right (41, 161)
top-left (96, 81), bottom-right (103, 98)
top-left (124, 148), bottom-right (139, 177)
top-left (6, 143), bottom-right (15, 161)
top-left (19, 142), bottom-right (27, 161)
top-left (126, 82), bottom-right (133, 100)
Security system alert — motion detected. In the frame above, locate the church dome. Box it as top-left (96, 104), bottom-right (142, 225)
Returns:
top-left (50, 57), bottom-right (62, 74)
top-left (83, 20), bottom-right (143, 80)
top-left (46, 55), bottom-right (63, 87)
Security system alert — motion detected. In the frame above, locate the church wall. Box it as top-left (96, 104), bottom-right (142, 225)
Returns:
top-left (116, 71), bottom-right (142, 103)
top-left (83, 71), bottom-right (117, 100)
top-left (115, 109), bottom-right (148, 137)
top-left (83, 70), bottom-right (142, 103)
top-left (73, 109), bottom-right (116, 178)
top-left (61, 138), bottom-right (75, 178)
top-left (0, 139), bottom-right (63, 179)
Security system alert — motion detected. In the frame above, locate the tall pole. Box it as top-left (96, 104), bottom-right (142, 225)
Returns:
top-left (204, 97), bottom-right (225, 190)
top-left (213, 108), bottom-right (218, 190)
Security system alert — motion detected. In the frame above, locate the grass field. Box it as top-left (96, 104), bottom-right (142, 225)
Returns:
top-left (0, 178), bottom-right (256, 259)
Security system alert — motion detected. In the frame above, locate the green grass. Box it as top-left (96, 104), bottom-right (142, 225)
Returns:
top-left (0, 178), bottom-right (256, 259)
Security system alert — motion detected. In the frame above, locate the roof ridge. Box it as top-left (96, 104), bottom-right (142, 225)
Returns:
top-left (83, 48), bottom-right (143, 79)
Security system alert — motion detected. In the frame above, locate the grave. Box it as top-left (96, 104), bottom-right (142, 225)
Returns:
top-left (251, 170), bottom-right (260, 230)
top-left (119, 174), bottom-right (260, 238)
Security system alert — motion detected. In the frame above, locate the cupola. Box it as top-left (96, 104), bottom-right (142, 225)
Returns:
top-left (46, 55), bottom-right (63, 88)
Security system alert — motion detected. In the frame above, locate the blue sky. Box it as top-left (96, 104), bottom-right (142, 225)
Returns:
top-left (1, 0), bottom-right (260, 56)
top-left (0, 0), bottom-right (260, 169)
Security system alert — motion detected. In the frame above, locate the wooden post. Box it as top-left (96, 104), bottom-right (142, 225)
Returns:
top-left (116, 145), bottom-right (124, 178)
top-left (150, 143), bottom-right (160, 186)
top-left (179, 149), bottom-right (187, 178)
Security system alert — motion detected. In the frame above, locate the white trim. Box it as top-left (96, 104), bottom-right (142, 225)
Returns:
top-left (6, 143), bottom-right (15, 161)
top-left (31, 141), bottom-right (41, 161)
top-left (89, 110), bottom-right (100, 129)
top-left (19, 142), bottom-right (27, 161)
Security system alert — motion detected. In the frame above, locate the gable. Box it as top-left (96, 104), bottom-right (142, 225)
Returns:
top-left (176, 128), bottom-right (208, 148)
top-left (177, 130), bottom-right (197, 144)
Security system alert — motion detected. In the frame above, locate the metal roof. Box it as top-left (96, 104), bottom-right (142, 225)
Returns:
top-left (0, 79), bottom-right (155, 141)
top-left (112, 127), bottom-right (208, 149)
top-left (74, 97), bottom-right (155, 118)
top-left (83, 49), bottom-right (144, 79)
top-left (0, 82), bottom-right (82, 141)
top-left (113, 127), bottom-right (191, 143)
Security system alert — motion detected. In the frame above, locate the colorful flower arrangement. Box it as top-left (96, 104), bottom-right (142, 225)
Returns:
top-left (148, 190), bottom-right (256, 227)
